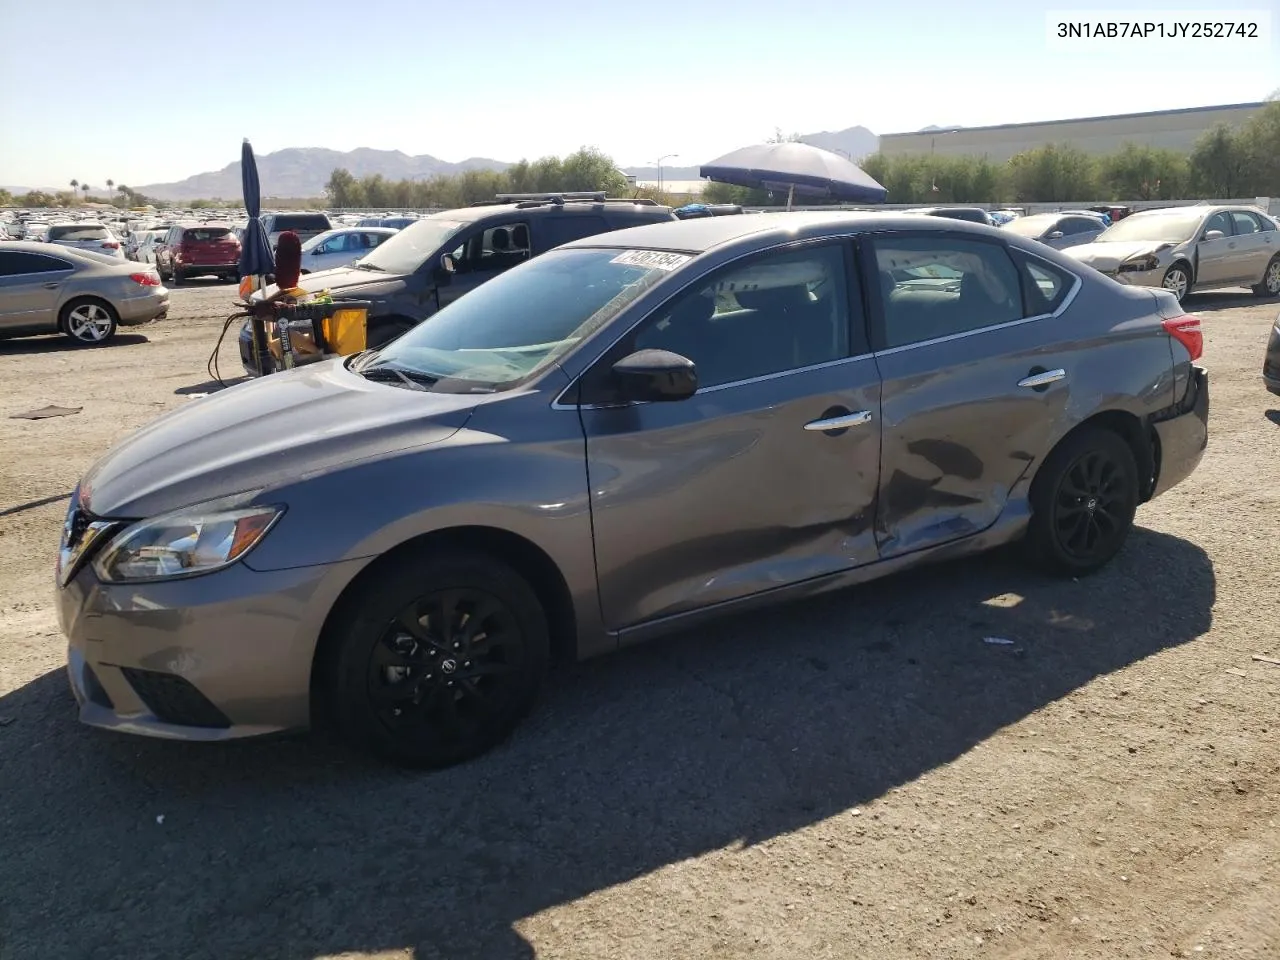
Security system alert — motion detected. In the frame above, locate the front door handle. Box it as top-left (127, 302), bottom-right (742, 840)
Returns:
top-left (804, 410), bottom-right (872, 431)
top-left (43, 282), bottom-right (59, 289)
top-left (1018, 368), bottom-right (1066, 389)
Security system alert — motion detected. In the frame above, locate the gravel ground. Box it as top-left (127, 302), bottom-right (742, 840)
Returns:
top-left (1, 281), bottom-right (1278, 960)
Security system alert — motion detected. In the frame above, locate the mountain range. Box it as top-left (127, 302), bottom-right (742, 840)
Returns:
top-left (118, 124), bottom-right (880, 200)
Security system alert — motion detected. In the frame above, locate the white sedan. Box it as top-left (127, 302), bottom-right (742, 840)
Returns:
top-left (299, 227), bottom-right (399, 274)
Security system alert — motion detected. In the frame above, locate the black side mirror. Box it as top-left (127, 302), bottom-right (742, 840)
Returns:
top-left (434, 252), bottom-right (456, 285)
top-left (611, 349), bottom-right (697, 402)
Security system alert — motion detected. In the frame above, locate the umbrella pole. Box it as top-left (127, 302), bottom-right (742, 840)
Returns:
top-left (786, 184), bottom-right (795, 211)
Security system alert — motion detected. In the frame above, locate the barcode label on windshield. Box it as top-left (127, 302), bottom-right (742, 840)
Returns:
top-left (610, 250), bottom-right (691, 271)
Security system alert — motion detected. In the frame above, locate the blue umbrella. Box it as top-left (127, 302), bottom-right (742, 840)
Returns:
top-left (700, 142), bottom-right (887, 209)
top-left (238, 139), bottom-right (274, 279)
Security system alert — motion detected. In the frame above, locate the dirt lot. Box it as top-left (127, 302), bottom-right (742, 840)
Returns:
top-left (1, 281), bottom-right (1278, 960)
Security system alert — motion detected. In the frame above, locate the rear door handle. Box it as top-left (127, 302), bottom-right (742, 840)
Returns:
top-left (1018, 368), bottom-right (1066, 389)
top-left (804, 410), bottom-right (872, 431)
top-left (43, 282), bottom-right (59, 289)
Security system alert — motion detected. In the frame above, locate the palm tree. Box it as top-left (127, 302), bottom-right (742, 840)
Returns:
top-left (70, 179), bottom-right (79, 203)
top-left (106, 179), bottom-right (114, 194)
top-left (81, 184), bottom-right (91, 202)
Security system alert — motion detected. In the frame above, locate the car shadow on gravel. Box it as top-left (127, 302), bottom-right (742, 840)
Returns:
top-left (1184, 290), bottom-right (1265, 311)
top-left (0, 333), bottom-right (150, 355)
top-left (0, 526), bottom-right (1214, 960)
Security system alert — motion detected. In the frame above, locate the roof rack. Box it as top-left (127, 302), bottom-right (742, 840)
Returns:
top-left (472, 193), bottom-right (661, 209)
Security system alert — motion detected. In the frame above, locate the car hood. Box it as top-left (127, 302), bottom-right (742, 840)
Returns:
top-left (1066, 239), bottom-right (1179, 270)
top-left (260, 265), bottom-right (409, 300)
top-left (81, 359), bottom-right (475, 518)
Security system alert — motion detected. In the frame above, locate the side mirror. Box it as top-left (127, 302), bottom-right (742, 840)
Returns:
top-left (1045, 230), bottom-right (1064, 240)
top-left (1203, 229), bottom-right (1226, 242)
top-left (611, 349), bottom-right (697, 402)
top-left (434, 253), bottom-right (456, 285)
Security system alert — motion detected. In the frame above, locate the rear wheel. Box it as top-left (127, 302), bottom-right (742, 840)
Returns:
top-left (1253, 255), bottom-right (1280, 298)
top-left (60, 298), bottom-right (119, 345)
top-left (1025, 426), bottom-right (1139, 576)
top-left (1162, 262), bottom-right (1191, 303)
top-left (324, 549), bottom-right (549, 767)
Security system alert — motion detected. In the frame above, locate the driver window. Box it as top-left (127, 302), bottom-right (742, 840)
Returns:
top-left (452, 222), bottom-right (531, 276)
top-left (1203, 212), bottom-right (1233, 238)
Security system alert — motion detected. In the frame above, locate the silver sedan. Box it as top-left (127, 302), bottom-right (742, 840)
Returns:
top-left (0, 242), bottom-right (169, 345)
top-left (1066, 205), bottom-right (1280, 302)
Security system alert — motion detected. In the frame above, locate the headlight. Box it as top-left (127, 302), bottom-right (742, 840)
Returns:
top-left (92, 504), bottom-right (283, 583)
top-left (1118, 254), bottom-right (1160, 273)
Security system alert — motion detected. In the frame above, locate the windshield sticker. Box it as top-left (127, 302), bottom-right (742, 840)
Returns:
top-left (610, 250), bottom-right (691, 271)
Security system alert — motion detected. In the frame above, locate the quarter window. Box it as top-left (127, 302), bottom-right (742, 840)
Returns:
top-left (871, 236), bottom-right (1022, 349)
top-left (1010, 250), bottom-right (1075, 315)
top-left (630, 244), bottom-right (855, 389)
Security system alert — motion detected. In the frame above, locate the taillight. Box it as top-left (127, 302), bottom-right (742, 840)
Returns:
top-left (130, 272), bottom-right (161, 287)
top-left (101, 241), bottom-right (120, 250)
top-left (1162, 315), bottom-right (1203, 361)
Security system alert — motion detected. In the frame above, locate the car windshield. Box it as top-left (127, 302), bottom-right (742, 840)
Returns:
top-left (49, 225), bottom-right (109, 241)
top-left (1097, 211), bottom-right (1202, 243)
top-left (1001, 215), bottom-right (1059, 238)
top-left (359, 247), bottom-right (686, 391)
top-left (354, 217), bottom-right (466, 274)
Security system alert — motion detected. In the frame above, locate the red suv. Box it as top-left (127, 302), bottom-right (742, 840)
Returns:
top-left (156, 223), bottom-right (241, 284)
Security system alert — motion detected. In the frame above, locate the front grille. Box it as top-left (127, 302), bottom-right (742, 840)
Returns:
top-left (120, 668), bottom-right (231, 728)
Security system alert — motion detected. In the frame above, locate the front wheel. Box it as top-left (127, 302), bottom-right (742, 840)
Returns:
top-left (324, 549), bottom-right (550, 768)
top-left (1161, 263), bottom-right (1191, 303)
top-left (1253, 255), bottom-right (1280, 298)
top-left (1025, 426), bottom-right (1139, 576)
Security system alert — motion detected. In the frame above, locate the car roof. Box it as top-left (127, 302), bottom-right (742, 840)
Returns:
top-left (2, 240), bottom-right (98, 261)
top-left (562, 211), bottom-right (1002, 254)
top-left (427, 201), bottom-right (673, 226)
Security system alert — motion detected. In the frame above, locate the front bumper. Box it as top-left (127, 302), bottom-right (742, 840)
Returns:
top-left (58, 553), bottom-right (369, 740)
top-left (1100, 266), bottom-right (1164, 289)
top-left (1151, 366), bottom-right (1209, 499)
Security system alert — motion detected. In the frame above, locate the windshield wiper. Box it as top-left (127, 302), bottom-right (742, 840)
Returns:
top-left (357, 363), bottom-right (438, 391)
top-left (354, 261), bottom-right (385, 271)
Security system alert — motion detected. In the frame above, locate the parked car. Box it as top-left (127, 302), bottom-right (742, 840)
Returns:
top-left (299, 227), bottom-right (399, 274)
top-left (135, 229), bottom-right (169, 265)
top-left (357, 217), bottom-right (418, 229)
top-left (45, 222), bottom-right (126, 260)
top-left (261, 212), bottom-right (333, 251)
top-left (238, 194), bottom-right (678, 373)
top-left (1001, 212), bottom-right (1107, 250)
top-left (908, 206), bottom-right (995, 225)
top-left (155, 222), bottom-right (241, 284)
top-left (59, 211), bottom-right (1209, 766)
top-left (1264, 309), bottom-right (1280, 396)
top-left (21, 221), bottom-right (49, 241)
top-left (1067, 205), bottom-right (1280, 302)
top-left (0, 242), bottom-right (167, 344)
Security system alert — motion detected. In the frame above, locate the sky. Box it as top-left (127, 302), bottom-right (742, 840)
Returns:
top-left (2, 0), bottom-right (1276, 189)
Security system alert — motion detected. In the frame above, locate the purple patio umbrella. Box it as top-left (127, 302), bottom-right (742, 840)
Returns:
top-left (700, 142), bottom-right (887, 209)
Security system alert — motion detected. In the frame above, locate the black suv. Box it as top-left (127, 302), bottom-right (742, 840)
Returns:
top-left (240, 193), bottom-right (676, 375)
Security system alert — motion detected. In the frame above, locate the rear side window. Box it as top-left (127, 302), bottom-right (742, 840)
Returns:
top-left (540, 215), bottom-right (610, 249)
top-left (48, 225), bottom-right (109, 241)
top-left (1010, 250), bottom-right (1076, 315)
top-left (1061, 217), bottom-right (1101, 236)
top-left (870, 235), bottom-right (1023, 349)
top-left (1230, 211), bottom-right (1263, 235)
top-left (183, 227), bottom-right (233, 242)
top-left (0, 251), bottom-right (75, 275)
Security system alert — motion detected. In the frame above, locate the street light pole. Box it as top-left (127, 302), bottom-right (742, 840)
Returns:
top-left (651, 153), bottom-right (677, 193)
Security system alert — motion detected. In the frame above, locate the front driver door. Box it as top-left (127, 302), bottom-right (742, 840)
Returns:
top-left (435, 220), bottom-right (531, 310)
top-left (1194, 210), bottom-right (1238, 285)
top-left (576, 241), bottom-right (883, 631)
top-left (865, 231), bottom-right (1076, 557)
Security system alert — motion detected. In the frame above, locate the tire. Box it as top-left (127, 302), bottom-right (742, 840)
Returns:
top-left (367, 318), bottom-right (416, 348)
top-left (1252, 255), bottom-right (1280, 298)
top-left (1024, 425), bottom-right (1139, 577)
top-left (324, 548), bottom-right (550, 768)
top-left (60, 298), bottom-right (119, 345)
top-left (1162, 262), bottom-right (1191, 303)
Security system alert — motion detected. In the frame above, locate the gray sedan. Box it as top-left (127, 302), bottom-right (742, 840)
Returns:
top-left (56, 213), bottom-right (1208, 766)
top-left (1067, 204), bottom-right (1280, 302)
top-left (1001, 212), bottom-right (1106, 250)
top-left (0, 242), bottom-right (168, 345)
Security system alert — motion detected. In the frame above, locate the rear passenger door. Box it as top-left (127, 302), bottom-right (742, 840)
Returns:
top-left (1228, 210), bottom-right (1277, 280)
top-left (864, 231), bottom-right (1078, 557)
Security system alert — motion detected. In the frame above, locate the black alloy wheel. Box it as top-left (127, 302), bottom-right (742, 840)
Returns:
top-left (327, 550), bottom-right (549, 767)
top-left (1026, 426), bottom-right (1139, 575)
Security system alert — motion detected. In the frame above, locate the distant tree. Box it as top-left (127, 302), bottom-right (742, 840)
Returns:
top-left (324, 168), bottom-right (360, 207)
top-left (81, 184), bottom-right (91, 201)
top-left (1006, 143), bottom-right (1098, 202)
top-left (1189, 125), bottom-right (1250, 197)
top-left (0, 188), bottom-right (13, 206)
top-left (767, 127), bottom-right (804, 143)
top-left (22, 190), bottom-right (55, 207)
top-left (1236, 100), bottom-right (1280, 195)
top-left (55, 190), bottom-right (75, 206)
top-left (106, 178), bottom-right (114, 194)
top-left (1099, 143), bottom-right (1189, 200)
